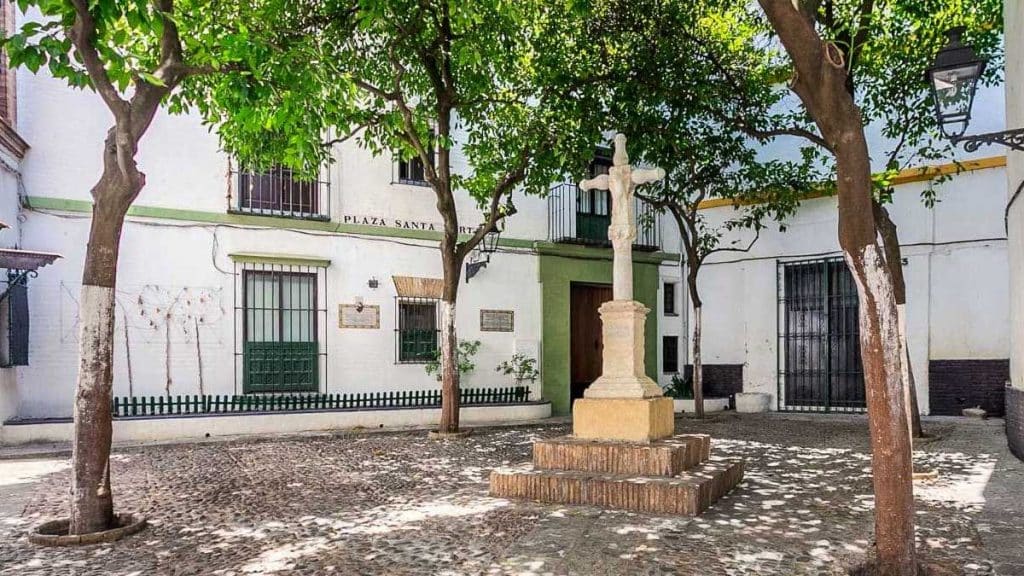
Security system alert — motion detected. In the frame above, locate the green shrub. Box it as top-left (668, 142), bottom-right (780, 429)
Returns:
top-left (424, 340), bottom-right (482, 382)
top-left (663, 372), bottom-right (693, 399)
top-left (495, 353), bottom-right (540, 384)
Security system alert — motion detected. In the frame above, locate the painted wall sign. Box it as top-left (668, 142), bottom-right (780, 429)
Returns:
top-left (480, 309), bottom-right (515, 332)
top-left (339, 304), bottom-right (380, 329)
top-left (342, 214), bottom-right (479, 236)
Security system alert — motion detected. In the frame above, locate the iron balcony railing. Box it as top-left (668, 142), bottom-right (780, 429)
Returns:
top-left (548, 183), bottom-right (662, 251)
top-left (233, 165), bottom-right (331, 220)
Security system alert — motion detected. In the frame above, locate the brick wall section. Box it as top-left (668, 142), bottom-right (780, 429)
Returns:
top-left (928, 359), bottom-right (1009, 416)
top-left (684, 364), bottom-right (744, 398)
top-left (1007, 385), bottom-right (1024, 461)
top-left (0, 1), bottom-right (13, 124)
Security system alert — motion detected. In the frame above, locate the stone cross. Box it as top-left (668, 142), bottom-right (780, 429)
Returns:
top-left (581, 134), bottom-right (665, 301)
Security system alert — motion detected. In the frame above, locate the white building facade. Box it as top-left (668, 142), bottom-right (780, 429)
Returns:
top-left (0, 6), bottom-right (1015, 443)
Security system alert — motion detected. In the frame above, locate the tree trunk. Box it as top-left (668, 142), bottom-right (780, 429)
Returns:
top-left (836, 140), bottom-right (917, 575)
top-left (686, 266), bottom-right (704, 419)
top-left (438, 238), bottom-right (463, 434)
top-left (70, 191), bottom-right (134, 535)
top-left (874, 202), bottom-right (924, 438)
top-left (757, 3), bottom-right (918, 571)
top-left (692, 305), bottom-right (704, 419)
top-left (69, 123), bottom-right (144, 535)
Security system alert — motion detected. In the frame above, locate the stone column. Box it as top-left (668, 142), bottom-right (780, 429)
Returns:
top-left (572, 134), bottom-right (674, 442)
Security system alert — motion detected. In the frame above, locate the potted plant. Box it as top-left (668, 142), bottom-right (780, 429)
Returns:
top-left (495, 353), bottom-right (540, 401)
top-left (664, 372), bottom-right (694, 414)
top-left (664, 371), bottom-right (732, 414)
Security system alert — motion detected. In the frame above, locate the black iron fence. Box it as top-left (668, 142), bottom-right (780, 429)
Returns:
top-left (233, 165), bottom-right (330, 220)
top-left (548, 183), bottom-right (662, 250)
top-left (111, 387), bottom-right (531, 417)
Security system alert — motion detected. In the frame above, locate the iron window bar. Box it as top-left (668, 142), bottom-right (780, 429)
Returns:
top-left (777, 257), bottom-right (866, 414)
top-left (0, 269), bottom-right (36, 302)
top-left (547, 182), bottom-right (663, 251)
top-left (233, 260), bottom-right (328, 394)
top-left (232, 164), bottom-right (331, 220)
top-left (395, 296), bottom-right (441, 364)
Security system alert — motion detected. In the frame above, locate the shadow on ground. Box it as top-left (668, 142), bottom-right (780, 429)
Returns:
top-left (0, 414), bottom-right (1020, 576)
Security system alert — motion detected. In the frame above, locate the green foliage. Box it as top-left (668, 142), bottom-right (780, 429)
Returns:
top-left (192, 0), bottom-right (606, 196)
top-left (495, 354), bottom-right (539, 384)
top-left (2, 0), bottom-right (283, 111)
top-left (806, 0), bottom-right (1003, 203)
top-left (425, 340), bottom-right (481, 382)
top-left (663, 372), bottom-right (693, 400)
top-left (586, 0), bottom-right (821, 266)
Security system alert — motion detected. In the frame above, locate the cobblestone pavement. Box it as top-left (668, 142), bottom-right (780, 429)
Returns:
top-left (1, 414), bottom-right (1022, 575)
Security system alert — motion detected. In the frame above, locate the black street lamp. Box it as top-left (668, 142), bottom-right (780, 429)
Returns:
top-left (926, 27), bottom-right (1024, 152)
top-left (465, 224), bottom-right (502, 283)
top-left (480, 226), bottom-right (501, 255)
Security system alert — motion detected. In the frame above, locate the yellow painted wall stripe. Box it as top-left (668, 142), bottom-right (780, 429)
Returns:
top-left (698, 155), bottom-right (1007, 211)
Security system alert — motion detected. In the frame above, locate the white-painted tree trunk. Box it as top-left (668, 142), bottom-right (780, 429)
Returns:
top-left (70, 284), bottom-right (116, 534)
top-left (438, 299), bottom-right (460, 433)
top-left (896, 303), bottom-right (913, 440)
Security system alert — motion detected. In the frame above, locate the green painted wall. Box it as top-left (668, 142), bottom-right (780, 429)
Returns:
top-left (539, 252), bottom-right (660, 415)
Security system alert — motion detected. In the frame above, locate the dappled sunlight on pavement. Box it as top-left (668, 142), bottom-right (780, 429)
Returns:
top-left (0, 415), bottom-right (1019, 575)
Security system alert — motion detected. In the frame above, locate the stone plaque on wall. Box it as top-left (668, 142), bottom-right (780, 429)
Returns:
top-left (480, 309), bottom-right (514, 332)
top-left (339, 304), bottom-right (380, 329)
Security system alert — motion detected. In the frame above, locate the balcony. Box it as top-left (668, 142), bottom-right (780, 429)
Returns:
top-left (548, 183), bottom-right (662, 251)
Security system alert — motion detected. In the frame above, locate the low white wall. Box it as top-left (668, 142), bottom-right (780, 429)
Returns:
top-left (0, 402), bottom-right (552, 445)
top-left (672, 397), bottom-right (729, 414)
top-left (0, 368), bottom-right (17, 424)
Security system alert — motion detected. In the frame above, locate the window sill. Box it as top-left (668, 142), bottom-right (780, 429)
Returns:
top-left (392, 179), bottom-right (432, 188)
top-left (664, 313), bottom-right (680, 317)
top-left (228, 209), bottom-right (330, 222)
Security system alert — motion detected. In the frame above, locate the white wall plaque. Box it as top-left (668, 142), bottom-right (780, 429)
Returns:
top-left (480, 309), bottom-right (515, 332)
top-left (339, 304), bottom-right (380, 329)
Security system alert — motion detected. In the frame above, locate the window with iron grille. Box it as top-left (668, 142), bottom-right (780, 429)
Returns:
top-left (396, 298), bottom-right (439, 363)
top-left (396, 147), bottom-right (434, 187)
top-left (0, 272), bottom-right (29, 367)
top-left (234, 164), bottom-right (330, 219)
top-left (234, 262), bottom-right (328, 394)
top-left (664, 282), bottom-right (677, 316)
top-left (662, 335), bottom-right (679, 373)
top-left (777, 258), bottom-right (865, 412)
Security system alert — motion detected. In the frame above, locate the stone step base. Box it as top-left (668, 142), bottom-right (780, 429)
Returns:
top-left (533, 434), bottom-right (710, 477)
top-left (489, 459), bottom-right (744, 516)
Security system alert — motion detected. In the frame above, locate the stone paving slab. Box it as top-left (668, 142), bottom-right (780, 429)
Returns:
top-left (0, 414), bottom-right (1020, 575)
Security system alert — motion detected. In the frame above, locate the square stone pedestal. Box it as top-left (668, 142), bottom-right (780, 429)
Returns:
top-left (490, 434), bottom-right (743, 516)
top-left (573, 396), bottom-right (675, 442)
